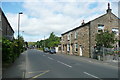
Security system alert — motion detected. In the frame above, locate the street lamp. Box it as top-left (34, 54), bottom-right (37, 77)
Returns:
top-left (18, 12), bottom-right (23, 55)
top-left (18, 12), bottom-right (23, 39)
top-left (22, 31), bottom-right (24, 37)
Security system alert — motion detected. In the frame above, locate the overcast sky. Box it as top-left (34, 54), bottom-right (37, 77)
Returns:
top-left (1, 0), bottom-right (119, 42)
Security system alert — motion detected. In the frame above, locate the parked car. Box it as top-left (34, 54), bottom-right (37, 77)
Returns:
top-left (49, 49), bottom-right (56, 54)
top-left (44, 48), bottom-right (49, 52)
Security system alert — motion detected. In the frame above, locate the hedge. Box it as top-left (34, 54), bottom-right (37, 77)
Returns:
top-left (2, 37), bottom-right (25, 63)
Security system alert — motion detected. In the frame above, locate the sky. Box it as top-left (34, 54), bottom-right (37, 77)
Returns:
top-left (1, 0), bottom-right (119, 42)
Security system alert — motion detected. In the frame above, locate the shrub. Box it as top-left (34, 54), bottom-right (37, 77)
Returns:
top-left (2, 37), bottom-right (25, 63)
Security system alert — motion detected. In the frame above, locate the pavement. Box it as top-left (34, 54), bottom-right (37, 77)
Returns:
top-left (57, 53), bottom-right (119, 68)
top-left (0, 48), bottom-right (2, 80)
top-left (2, 51), bottom-right (27, 78)
top-left (2, 49), bottom-right (119, 79)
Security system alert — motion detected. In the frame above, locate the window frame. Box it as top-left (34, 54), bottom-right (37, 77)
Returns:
top-left (74, 43), bottom-right (78, 52)
top-left (67, 33), bottom-right (70, 41)
top-left (75, 31), bottom-right (78, 39)
top-left (98, 24), bottom-right (104, 32)
top-left (112, 28), bottom-right (119, 35)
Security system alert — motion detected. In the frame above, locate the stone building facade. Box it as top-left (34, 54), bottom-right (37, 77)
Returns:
top-left (0, 9), bottom-right (2, 39)
top-left (0, 8), bottom-right (14, 41)
top-left (61, 3), bottom-right (120, 58)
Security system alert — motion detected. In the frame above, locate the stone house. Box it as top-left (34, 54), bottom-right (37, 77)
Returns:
top-left (61, 3), bottom-right (120, 58)
top-left (0, 8), bottom-right (14, 41)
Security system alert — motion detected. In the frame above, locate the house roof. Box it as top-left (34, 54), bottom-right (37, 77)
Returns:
top-left (0, 8), bottom-right (14, 33)
top-left (61, 21), bottom-right (90, 35)
top-left (61, 12), bottom-right (120, 36)
top-left (61, 3), bottom-right (120, 36)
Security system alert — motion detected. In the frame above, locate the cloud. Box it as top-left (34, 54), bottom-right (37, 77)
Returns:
top-left (4, 0), bottom-right (118, 42)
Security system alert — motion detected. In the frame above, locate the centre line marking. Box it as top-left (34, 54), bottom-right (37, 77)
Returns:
top-left (84, 72), bottom-right (102, 80)
top-left (89, 61), bottom-right (92, 63)
top-left (48, 57), bottom-right (54, 60)
top-left (57, 61), bottom-right (72, 68)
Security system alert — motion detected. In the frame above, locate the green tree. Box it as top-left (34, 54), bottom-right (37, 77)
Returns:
top-left (95, 31), bottom-right (115, 48)
top-left (18, 36), bottom-right (25, 53)
top-left (47, 32), bottom-right (60, 48)
top-left (36, 32), bottom-right (60, 49)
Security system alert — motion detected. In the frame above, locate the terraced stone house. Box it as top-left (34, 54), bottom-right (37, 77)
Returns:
top-left (0, 8), bottom-right (14, 41)
top-left (61, 3), bottom-right (120, 58)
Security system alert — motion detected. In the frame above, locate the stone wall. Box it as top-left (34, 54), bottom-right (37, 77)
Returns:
top-left (61, 33), bottom-right (67, 54)
top-left (90, 12), bottom-right (119, 57)
top-left (61, 9), bottom-right (119, 58)
top-left (1, 10), bottom-right (14, 40)
top-left (61, 23), bottom-right (90, 57)
top-left (77, 24), bottom-right (90, 57)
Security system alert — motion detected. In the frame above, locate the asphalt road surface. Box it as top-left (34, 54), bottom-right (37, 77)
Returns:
top-left (2, 49), bottom-right (119, 79)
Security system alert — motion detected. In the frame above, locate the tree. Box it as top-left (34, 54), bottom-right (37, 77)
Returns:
top-left (36, 32), bottom-right (60, 49)
top-left (95, 30), bottom-right (115, 48)
top-left (47, 32), bottom-right (60, 48)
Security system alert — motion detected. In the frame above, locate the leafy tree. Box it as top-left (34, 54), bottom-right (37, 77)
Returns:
top-left (95, 30), bottom-right (115, 48)
top-left (36, 32), bottom-right (60, 49)
top-left (47, 32), bottom-right (60, 48)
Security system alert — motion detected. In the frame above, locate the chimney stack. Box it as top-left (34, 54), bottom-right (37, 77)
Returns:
top-left (81, 20), bottom-right (85, 25)
top-left (106, 3), bottom-right (112, 13)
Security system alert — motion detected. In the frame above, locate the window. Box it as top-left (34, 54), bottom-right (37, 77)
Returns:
top-left (98, 24), bottom-right (104, 32)
top-left (74, 43), bottom-right (78, 52)
top-left (112, 28), bottom-right (119, 35)
top-left (67, 34), bottom-right (70, 40)
top-left (59, 47), bottom-right (61, 51)
top-left (75, 31), bottom-right (78, 39)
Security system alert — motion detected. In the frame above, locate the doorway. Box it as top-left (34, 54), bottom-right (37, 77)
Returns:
top-left (80, 45), bottom-right (82, 56)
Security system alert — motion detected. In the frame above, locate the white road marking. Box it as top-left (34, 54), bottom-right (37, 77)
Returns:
top-left (89, 61), bottom-right (92, 63)
top-left (48, 57), bottom-right (54, 60)
top-left (84, 72), bottom-right (102, 80)
top-left (57, 61), bottom-right (72, 68)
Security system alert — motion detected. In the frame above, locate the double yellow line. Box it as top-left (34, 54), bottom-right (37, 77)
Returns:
top-left (32, 70), bottom-right (50, 78)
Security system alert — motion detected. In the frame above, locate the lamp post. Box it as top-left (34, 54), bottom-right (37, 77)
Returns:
top-left (18, 12), bottom-right (23, 55)
top-left (18, 12), bottom-right (23, 39)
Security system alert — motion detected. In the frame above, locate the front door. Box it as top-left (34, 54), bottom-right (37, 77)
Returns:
top-left (80, 46), bottom-right (82, 56)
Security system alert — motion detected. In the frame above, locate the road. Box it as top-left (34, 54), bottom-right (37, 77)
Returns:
top-left (2, 49), bottom-right (119, 79)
